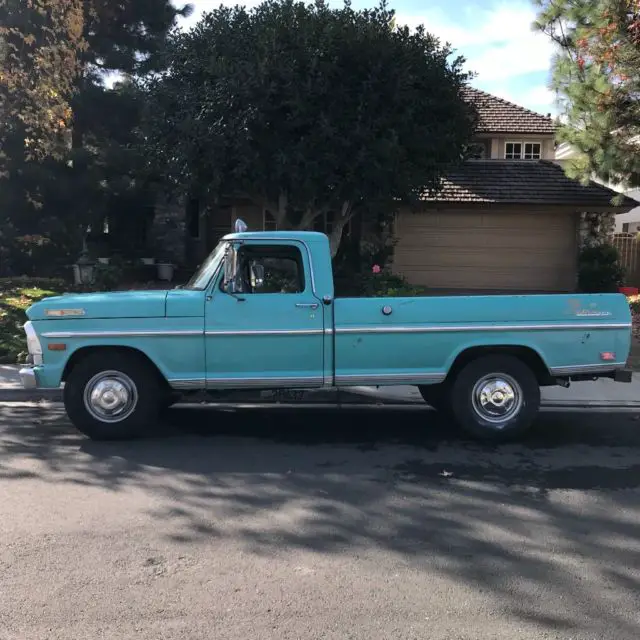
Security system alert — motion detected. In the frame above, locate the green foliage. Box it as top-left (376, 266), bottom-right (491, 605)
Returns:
top-left (143, 0), bottom-right (477, 257)
top-left (577, 243), bottom-right (626, 292)
top-left (0, 278), bottom-right (64, 363)
top-left (534, 0), bottom-right (640, 189)
top-left (0, 0), bottom-right (84, 167)
top-left (335, 265), bottom-right (426, 297)
top-left (0, 0), bottom-right (188, 275)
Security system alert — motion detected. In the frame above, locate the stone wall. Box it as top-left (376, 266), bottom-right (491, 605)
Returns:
top-left (578, 211), bottom-right (616, 249)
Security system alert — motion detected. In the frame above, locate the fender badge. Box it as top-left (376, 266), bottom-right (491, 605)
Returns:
top-left (45, 309), bottom-right (86, 317)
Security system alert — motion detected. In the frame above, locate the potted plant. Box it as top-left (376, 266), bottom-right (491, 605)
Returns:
top-left (156, 256), bottom-right (175, 282)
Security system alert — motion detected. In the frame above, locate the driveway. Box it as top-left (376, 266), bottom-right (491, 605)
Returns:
top-left (1, 403), bottom-right (640, 639)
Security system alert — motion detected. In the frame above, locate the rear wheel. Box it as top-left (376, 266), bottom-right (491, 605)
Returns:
top-left (449, 355), bottom-right (540, 441)
top-left (63, 351), bottom-right (161, 440)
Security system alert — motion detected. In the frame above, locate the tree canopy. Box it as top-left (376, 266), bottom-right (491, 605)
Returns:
top-left (0, 0), bottom-right (191, 275)
top-left (535, 0), bottom-right (640, 189)
top-left (0, 0), bottom-right (84, 166)
top-left (144, 0), bottom-right (477, 256)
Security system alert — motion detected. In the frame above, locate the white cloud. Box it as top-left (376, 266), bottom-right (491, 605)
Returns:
top-left (396, 3), bottom-right (554, 81)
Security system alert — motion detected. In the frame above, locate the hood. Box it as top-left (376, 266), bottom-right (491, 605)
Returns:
top-left (26, 290), bottom-right (169, 321)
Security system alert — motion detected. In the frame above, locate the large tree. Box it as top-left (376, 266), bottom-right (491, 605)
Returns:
top-left (0, 0), bottom-right (192, 275)
top-left (535, 0), bottom-right (640, 189)
top-left (144, 0), bottom-right (477, 256)
top-left (0, 0), bottom-right (84, 167)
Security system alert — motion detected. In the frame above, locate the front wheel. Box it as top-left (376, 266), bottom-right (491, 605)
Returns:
top-left (63, 351), bottom-right (161, 440)
top-left (450, 355), bottom-right (540, 441)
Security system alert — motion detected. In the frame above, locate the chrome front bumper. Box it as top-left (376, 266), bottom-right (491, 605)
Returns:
top-left (19, 367), bottom-right (38, 390)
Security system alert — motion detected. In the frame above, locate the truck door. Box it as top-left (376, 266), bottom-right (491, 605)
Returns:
top-left (204, 240), bottom-right (326, 389)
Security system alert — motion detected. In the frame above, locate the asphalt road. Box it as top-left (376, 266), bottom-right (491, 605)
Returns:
top-left (2, 402), bottom-right (640, 640)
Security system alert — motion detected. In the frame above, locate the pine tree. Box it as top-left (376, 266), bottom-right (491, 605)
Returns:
top-left (534, 0), bottom-right (640, 190)
top-left (0, 0), bottom-right (192, 275)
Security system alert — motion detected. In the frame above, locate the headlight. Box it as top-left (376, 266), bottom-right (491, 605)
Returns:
top-left (24, 321), bottom-right (43, 365)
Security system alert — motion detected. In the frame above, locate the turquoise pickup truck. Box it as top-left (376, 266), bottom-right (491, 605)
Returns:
top-left (19, 220), bottom-right (633, 441)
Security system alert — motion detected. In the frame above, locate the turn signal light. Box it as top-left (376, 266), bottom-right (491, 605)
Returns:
top-left (48, 343), bottom-right (67, 351)
top-left (600, 352), bottom-right (616, 361)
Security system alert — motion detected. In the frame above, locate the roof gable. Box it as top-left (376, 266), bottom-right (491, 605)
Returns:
top-left (423, 160), bottom-right (639, 209)
top-left (463, 87), bottom-right (556, 135)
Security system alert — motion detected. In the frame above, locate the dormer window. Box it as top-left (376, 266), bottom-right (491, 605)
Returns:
top-left (505, 141), bottom-right (542, 160)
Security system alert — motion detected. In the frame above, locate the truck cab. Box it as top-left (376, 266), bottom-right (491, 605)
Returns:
top-left (19, 220), bottom-right (633, 442)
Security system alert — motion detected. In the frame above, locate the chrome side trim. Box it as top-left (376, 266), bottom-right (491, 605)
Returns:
top-left (205, 329), bottom-right (324, 337)
top-left (168, 376), bottom-right (324, 390)
top-left (335, 372), bottom-right (447, 385)
top-left (41, 330), bottom-right (202, 339)
top-left (207, 376), bottom-right (323, 389)
top-left (335, 322), bottom-right (631, 335)
top-left (549, 362), bottom-right (627, 376)
top-left (169, 378), bottom-right (206, 390)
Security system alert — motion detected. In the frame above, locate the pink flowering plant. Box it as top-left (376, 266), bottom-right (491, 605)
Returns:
top-left (361, 263), bottom-right (425, 297)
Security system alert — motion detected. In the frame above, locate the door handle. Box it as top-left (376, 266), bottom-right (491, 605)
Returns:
top-left (295, 303), bottom-right (319, 310)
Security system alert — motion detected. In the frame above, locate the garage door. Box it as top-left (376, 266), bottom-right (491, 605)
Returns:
top-left (393, 210), bottom-right (578, 292)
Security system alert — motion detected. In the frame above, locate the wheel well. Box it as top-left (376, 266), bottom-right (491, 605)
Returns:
top-left (445, 345), bottom-right (552, 385)
top-left (62, 346), bottom-right (170, 390)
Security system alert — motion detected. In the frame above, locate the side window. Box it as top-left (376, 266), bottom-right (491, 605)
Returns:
top-left (234, 244), bottom-right (305, 294)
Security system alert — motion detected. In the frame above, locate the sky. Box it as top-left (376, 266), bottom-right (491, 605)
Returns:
top-left (175, 0), bottom-right (559, 117)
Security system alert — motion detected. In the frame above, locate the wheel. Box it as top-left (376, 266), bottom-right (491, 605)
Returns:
top-left (63, 351), bottom-right (161, 440)
top-left (418, 383), bottom-right (451, 412)
top-left (449, 355), bottom-right (540, 441)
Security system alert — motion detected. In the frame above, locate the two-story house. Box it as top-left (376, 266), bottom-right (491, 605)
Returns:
top-left (392, 88), bottom-right (638, 293)
top-left (165, 87), bottom-right (638, 293)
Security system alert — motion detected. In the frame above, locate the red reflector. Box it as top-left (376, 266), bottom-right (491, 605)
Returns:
top-left (600, 352), bottom-right (616, 361)
top-left (48, 343), bottom-right (67, 351)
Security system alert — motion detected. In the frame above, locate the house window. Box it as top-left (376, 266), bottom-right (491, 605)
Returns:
top-left (505, 141), bottom-right (542, 160)
top-left (187, 198), bottom-right (200, 238)
top-left (623, 223), bottom-right (630, 232)
top-left (263, 209), bottom-right (278, 231)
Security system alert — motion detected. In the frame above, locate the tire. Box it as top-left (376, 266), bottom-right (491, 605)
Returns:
top-left (63, 351), bottom-right (162, 440)
top-left (449, 355), bottom-right (540, 442)
top-left (418, 383), bottom-right (451, 412)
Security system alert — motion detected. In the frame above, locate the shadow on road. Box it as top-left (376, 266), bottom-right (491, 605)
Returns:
top-left (2, 404), bottom-right (640, 636)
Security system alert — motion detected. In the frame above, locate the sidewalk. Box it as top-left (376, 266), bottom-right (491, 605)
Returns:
top-left (2, 364), bottom-right (639, 408)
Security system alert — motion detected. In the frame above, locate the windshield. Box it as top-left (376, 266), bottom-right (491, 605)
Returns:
top-left (184, 241), bottom-right (228, 290)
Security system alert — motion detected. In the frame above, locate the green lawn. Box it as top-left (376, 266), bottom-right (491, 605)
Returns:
top-left (0, 279), bottom-right (65, 364)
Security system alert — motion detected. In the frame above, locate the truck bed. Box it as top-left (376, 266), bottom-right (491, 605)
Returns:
top-left (332, 293), bottom-right (632, 386)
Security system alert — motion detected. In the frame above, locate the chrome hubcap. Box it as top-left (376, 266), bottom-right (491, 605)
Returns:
top-left (83, 370), bottom-right (138, 423)
top-left (471, 373), bottom-right (522, 428)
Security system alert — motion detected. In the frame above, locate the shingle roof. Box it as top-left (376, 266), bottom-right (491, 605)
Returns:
top-left (463, 87), bottom-right (557, 135)
top-left (424, 160), bottom-right (640, 209)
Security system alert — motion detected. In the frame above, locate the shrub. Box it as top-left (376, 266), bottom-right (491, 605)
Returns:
top-left (356, 264), bottom-right (426, 298)
top-left (577, 244), bottom-right (625, 293)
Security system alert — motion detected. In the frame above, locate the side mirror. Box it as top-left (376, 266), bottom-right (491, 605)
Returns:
top-left (250, 263), bottom-right (265, 289)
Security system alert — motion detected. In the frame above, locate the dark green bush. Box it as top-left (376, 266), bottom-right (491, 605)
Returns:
top-left (577, 244), bottom-right (625, 293)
